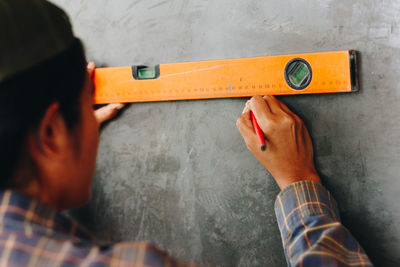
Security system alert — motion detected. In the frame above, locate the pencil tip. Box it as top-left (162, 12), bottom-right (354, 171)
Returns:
top-left (261, 144), bottom-right (266, 151)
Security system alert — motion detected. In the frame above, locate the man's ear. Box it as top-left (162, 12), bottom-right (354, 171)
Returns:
top-left (28, 102), bottom-right (69, 159)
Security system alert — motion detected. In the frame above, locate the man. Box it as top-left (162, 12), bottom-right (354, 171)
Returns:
top-left (0, 0), bottom-right (373, 266)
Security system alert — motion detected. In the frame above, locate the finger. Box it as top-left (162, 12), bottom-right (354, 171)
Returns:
top-left (276, 99), bottom-right (305, 123)
top-left (248, 95), bottom-right (274, 133)
top-left (95, 103), bottom-right (125, 124)
top-left (87, 62), bottom-right (96, 78)
top-left (262, 95), bottom-right (284, 114)
top-left (275, 98), bottom-right (295, 115)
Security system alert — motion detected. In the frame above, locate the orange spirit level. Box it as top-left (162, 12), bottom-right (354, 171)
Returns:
top-left (93, 50), bottom-right (358, 104)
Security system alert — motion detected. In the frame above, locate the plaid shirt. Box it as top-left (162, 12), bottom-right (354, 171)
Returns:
top-left (0, 181), bottom-right (372, 267)
top-left (0, 190), bottom-right (193, 267)
top-left (275, 180), bottom-right (373, 267)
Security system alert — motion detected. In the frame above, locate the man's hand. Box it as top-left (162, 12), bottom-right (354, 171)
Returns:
top-left (94, 103), bottom-right (125, 125)
top-left (236, 95), bottom-right (321, 190)
top-left (87, 62), bottom-right (126, 124)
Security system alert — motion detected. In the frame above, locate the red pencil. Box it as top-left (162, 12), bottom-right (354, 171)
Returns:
top-left (250, 111), bottom-right (266, 151)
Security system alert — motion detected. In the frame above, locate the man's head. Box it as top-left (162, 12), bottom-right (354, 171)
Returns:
top-left (0, 0), bottom-right (99, 209)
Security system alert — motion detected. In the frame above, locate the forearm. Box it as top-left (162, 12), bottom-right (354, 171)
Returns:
top-left (275, 180), bottom-right (373, 267)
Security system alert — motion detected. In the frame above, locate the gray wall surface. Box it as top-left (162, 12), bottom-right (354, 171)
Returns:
top-left (52, 0), bottom-right (400, 266)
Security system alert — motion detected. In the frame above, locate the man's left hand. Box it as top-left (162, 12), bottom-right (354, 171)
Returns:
top-left (87, 62), bottom-right (126, 124)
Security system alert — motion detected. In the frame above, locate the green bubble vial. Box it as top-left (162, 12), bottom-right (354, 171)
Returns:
top-left (138, 68), bottom-right (156, 79)
top-left (288, 62), bottom-right (310, 87)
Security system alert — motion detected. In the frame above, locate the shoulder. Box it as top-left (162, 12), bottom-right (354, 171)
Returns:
top-left (0, 231), bottom-right (159, 266)
top-left (0, 232), bottom-right (183, 266)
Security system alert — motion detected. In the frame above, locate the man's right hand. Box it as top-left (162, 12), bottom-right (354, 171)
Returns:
top-left (236, 95), bottom-right (321, 190)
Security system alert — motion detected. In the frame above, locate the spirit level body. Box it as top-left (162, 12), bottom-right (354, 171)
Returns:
top-left (93, 50), bottom-right (358, 104)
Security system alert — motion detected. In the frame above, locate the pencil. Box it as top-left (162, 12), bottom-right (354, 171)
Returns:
top-left (250, 111), bottom-right (266, 151)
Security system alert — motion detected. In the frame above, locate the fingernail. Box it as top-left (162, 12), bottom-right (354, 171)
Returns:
top-left (87, 62), bottom-right (95, 69)
top-left (111, 103), bottom-right (125, 110)
top-left (242, 104), bottom-right (251, 114)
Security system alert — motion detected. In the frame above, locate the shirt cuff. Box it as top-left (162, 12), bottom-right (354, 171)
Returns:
top-left (274, 180), bottom-right (340, 240)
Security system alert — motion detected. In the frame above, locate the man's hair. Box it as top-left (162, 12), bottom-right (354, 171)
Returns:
top-left (0, 38), bottom-right (86, 189)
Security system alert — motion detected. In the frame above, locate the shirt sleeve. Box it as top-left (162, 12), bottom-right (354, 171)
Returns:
top-left (274, 180), bottom-right (373, 267)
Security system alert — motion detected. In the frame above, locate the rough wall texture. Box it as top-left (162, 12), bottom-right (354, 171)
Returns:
top-left (51, 0), bottom-right (400, 266)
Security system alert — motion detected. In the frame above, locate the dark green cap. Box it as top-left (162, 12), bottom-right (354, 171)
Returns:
top-left (0, 0), bottom-right (75, 82)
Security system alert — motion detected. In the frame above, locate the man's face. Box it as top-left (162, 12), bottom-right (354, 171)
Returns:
top-left (61, 72), bottom-right (99, 208)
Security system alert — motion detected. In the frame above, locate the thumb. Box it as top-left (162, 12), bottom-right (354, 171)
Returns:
top-left (236, 110), bottom-right (257, 147)
top-left (95, 103), bottom-right (125, 124)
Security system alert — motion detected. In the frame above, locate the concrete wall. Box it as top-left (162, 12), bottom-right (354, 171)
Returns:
top-left (52, 0), bottom-right (400, 266)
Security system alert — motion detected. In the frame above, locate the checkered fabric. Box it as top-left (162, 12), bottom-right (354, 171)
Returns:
top-left (275, 181), bottom-right (373, 267)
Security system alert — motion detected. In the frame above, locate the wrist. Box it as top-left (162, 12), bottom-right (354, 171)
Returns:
top-left (276, 172), bottom-right (321, 190)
